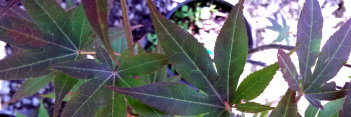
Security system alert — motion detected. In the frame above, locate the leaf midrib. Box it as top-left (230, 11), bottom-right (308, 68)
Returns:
top-left (301, 0), bottom-right (315, 81)
top-left (151, 6), bottom-right (223, 103)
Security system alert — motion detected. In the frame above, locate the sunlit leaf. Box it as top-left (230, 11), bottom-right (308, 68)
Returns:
top-left (147, 0), bottom-right (223, 104)
top-left (296, 0), bottom-right (323, 89)
top-left (214, 0), bottom-right (247, 104)
top-left (235, 102), bottom-right (273, 113)
top-left (233, 63), bottom-right (279, 103)
top-left (53, 72), bottom-right (78, 117)
top-left (107, 82), bottom-right (225, 116)
top-left (269, 89), bottom-right (298, 117)
top-left (6, 74), bottom-right (53, 104)
top-left (277, 49), bottom-right (299, 92)
top-left (318, 98), bottom-right (344, 117)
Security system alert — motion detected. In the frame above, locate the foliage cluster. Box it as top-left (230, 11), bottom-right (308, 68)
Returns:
top-left (0, 0), bottom-right (350, 117)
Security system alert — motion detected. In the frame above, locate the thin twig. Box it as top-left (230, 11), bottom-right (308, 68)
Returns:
top-left (344, 63), bottom-right (351, 69)
top-left (120, 0), bottom-right (134, 47)
top-left (248, 44), bottom-right (295, 54)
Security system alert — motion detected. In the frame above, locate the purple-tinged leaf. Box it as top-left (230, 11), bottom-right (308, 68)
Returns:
top-left (96, 44), bottom-right (115, 69)
top-left (82, 0), bottom-right (118, 65)
top-left (305, 82), bottom-right (347, 101)
top-left (23, 0), bottom-right (77, 50)
top-left (6, 74), bottom-right (53, 104)
top-left (269, 89), bottom-right (298, 117)
top-left (52, 59), bottom-right (113, 79)
top-left (233, 63), bottom-right (279, 104)
top-left (236, 102), bottom-right (273, 113)
top-left (214, 0), bottom-right (248, 104)
top-left (277, 49), bottom-right (300, 92)
top-left (297, 0), bottom-right (323, 87)
top-left (107, 82), bottom-right (225, 116)
top-left (147, 0), bottom-right (223, 103)
top-left (340, 82), bottom-right (351, 117)
top-left (305, 18), bottom-right (351, 92)
top-left (53, 72), bottom-right (78, 117)
top-left (305, 96), bottom-right (323, 109)
top-left (0, 51), bottom-right (77, 80)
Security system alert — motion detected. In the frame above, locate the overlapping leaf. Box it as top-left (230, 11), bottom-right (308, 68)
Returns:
top-left (340, 82), bottom-right (351, 117)
top-left (235, 102), bottom-right (273, 113)
top-left (214, 0), bottom-right (248, 104)
top-left (0, 1), bottom-right (31, 20)
top-left (107, 82), bottom-right (225, 116)
top-left (53, 72), bottom-right (78, 117)
top-left (269, 89), bottom-right (297, 117)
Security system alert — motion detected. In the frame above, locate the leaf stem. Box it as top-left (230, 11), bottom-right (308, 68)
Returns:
top-left (79, 51), bottom-right (121, 56)
top-left (120, 0), bottom-right (134, 47)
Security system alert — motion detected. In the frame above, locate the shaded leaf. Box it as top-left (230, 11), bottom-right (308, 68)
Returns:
top-left (82, 0), bottom-right (118, 65)
top-left (0, 1), bottom-right (31, 20)
top-left (305, 82), bottom-right (347, 101)
top-left (269, 89), bottom-right (298, 117)
top-left (233, 63), bottom-right (279, 103)
top-left (53, 72), bottom-right (78, 117)
top-left (147, 0), bottom-right (223, 103)
top-left (236, 102), bottom-right (273, 113)
top-left (96, 44), bottom-right (115, 69)
top-left (6, 74), bottom-right (53, 104)
top-left (107, 82), bottom-right (225, 116)
top-left (277, 49), bottom-right (300, 92)
top-left (296, 0), bottom-right (323, 88)
top-left (127, 97), bottom-right (170, 117)
top-left (118, 54), bottom-right (167, 77)
top-left (69, 4), bottom-right (93, 50)
top-left (317, 98), bottom-right (344, 117)
top-left (214, 1), bottom-right (248, 104)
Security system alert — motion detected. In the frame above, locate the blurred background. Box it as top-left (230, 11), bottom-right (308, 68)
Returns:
top-left (0, 0), bottom-right (350, 116)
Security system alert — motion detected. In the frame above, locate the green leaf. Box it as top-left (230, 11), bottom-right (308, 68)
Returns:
top-left (214, 1), bottom-right (248, 104)
top-left (147, 0), bottom-right (223, 103)
top-left (118, 54), bottom-right (168, 77)
top-left (269, 89), bottom-right (298, 117)
top-left (107, 82), bottom-right (225, 116)
top-left (296, 0), bottom-right (323, 89)
top-left (38, 100), bottom-right (49, 117)
top-left (109, 27), bottom-right (129, 54)
top-left (53, 72), bottom-right (78, 117)
top-left (6, 74), bottom-right (53, 104)
top-left (277, 49), bottom-right (300, 92)
top-left (128, 97), bottom-right (170, 117)
top-left (15, 112), bottom-right (27, 117)
top-left (233, 63), bottom-right (279, 103)
top-left (69, 4), bottom-right (93, 50)
top-left (236, 102), bottom-right (273, 113)
top-left (317, 98), bottom-right (344, 117)
top-left (305, 104), bottom-right (319, 117)
top-left (23, 0), bottom-right (77, 50)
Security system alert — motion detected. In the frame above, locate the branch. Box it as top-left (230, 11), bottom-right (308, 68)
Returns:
top-left (120, 0), bottom-right (134, 47)
top-left (79, 51), bottom-right (121, 56)
top-left (249, 44), bottom-right (295, 54)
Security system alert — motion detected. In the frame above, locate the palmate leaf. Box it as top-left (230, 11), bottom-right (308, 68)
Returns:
top-left (214, 0), bottom-right (248, 104)
top-left (107, 82), bottom-right (225, 116)
top-left (147, 0), bottom-right (223, 103)
top-left (53, 72), bottom-right (78, 117)
top-left (6, 74), bottom-right (53, 104)
top-left (277, 49), bottom-right (299, 92)
top-left (296, 0), bottom-right (323, 89)
top-left (269, 89), bottom-right (298, 117)
top-left (0, 0), bottom-right (94, 80)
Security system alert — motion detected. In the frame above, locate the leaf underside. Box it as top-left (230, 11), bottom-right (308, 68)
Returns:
top-left (277, 49), bottom-right (299, 92)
